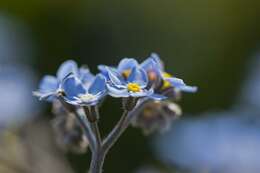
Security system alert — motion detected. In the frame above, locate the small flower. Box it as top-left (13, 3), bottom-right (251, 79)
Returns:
top-left (99, 58), bottom-right (157, 99)
top-left (33, 60), bottom-right (94, 101)
top-left (141, 53), bottom-right (197, 99)
top-left (104, 66), bottom-right (153, 98)
top-left (61, 74), bottom-right (107, 106)
top-left (132, 100), bottom-right (182, 134)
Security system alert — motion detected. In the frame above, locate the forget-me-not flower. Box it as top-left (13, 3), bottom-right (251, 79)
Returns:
top-left (104, 66), bottom-right (153, 98)
top-left (99, 57), bottom-right (171, 100)
top-left (141, 53), bottom-right (198, 94)
top-left (34, 60), bottom-right (94, 101)
top-left (61, 74), bottom-right (107, 106)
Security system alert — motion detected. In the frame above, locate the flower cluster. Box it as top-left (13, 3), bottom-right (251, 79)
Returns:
top-left (34, 53), bottom-right (197, 136)
top-left (35, 53), bottom-right (196, 104)
top-left (34, 53), bottom-right (197, 172)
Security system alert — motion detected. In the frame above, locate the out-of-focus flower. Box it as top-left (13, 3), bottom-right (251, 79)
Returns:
top-left (52, 111), bottom-right (89, 154)
top-left (61, 74), bottom-right (107, 106)
top-left (141, 53), bottom-right (197, 99)
top-left (155, 111), bottom-right (260, 173)
top-left (0, 65), bottom-right (38, 128)
top-left (0, 121), bottom-right (75, 173)
top-left (135, 166), bottom-right (163, 173)
top-left (132, 101), bottom-right (182, 134)
top-left (34, 60), bottom-right (94, 102)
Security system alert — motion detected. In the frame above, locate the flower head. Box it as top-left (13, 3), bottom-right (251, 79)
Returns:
top-left (34, 60), bottom-right (94, 102)
top-left (104, 65), bottom-right (153, 98)
top-left (61, 74), bottom-right (107, 106)
top-left (141, 53), bottom-right (197, 99)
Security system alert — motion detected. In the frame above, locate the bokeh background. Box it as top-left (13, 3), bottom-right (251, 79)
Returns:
top-left (1, 1), bottom-right (260, 173)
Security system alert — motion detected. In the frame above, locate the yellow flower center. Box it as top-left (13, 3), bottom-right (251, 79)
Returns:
top-left (161, 72), bottom-right (173, 90)
top-left (127, 83), bottom-right (141, 92)
top-left (122, 69), bottom-right (131, 79)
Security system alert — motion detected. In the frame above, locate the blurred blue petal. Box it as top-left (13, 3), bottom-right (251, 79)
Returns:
top-left (39, 75), bottom-right (58, 93)
top-left (149, 93), bottom-right (167, 100)
top-left (79, 66), bottom-right (95, 85)
top-left (165, 77), bottom-right (185, 87)
top-left (128, 67), bottom-right (148, 87)
top-left (89, 74), bottom-right (107, 95)
top-left (56, 60), bottom-right (78, 81)
top-left (129, 89), bottom-right (153, 97)
top-left (166, 77), bottom-right (197, 93)
top-left (62, 75), bottom-right (86, 99)
top-left (98, 65), bottom-right (117, 79)
top-left (178, 85), bottom-right (198, 93)
top-left (107, 67), bottom-right (126, 86)
top-left (117, 58), bottom-right (138, 73)
top-left (149, 53), bottom-right (164, 70)
top-left (140, 57), bottom-right (155, 70)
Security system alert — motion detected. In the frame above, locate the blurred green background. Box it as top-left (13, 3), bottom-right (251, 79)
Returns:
top-left (1, 0), bottom-right (260, 172)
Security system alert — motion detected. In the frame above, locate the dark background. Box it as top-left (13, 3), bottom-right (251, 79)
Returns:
top-left (1, 1), bottom-right (260, 172)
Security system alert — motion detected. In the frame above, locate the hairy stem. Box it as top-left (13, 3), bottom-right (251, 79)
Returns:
top-left (75, 109), bottom-right (96, 151)
top-left (102, 110), bottom-right (129, 152)
top-left (89, 150), bottom-right (106, 173)
top-left (89, 106), bottom-right (102, 148)
top-left (88, 99), bottom-right (150, 173)
top-left (91, 122), bottom-right (102, 148)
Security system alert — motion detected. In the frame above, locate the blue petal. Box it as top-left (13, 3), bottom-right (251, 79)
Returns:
top-left (149, 93), bottom-right (168, 100)
top-left (62, 75), bottom-right (86, 99)
top-left (83, 99), bottom-right (100, 106)
top-left (107, 84), bottom-right (129, 97)
top-left (166, 77), bottom-right (198, 93)
top-left (107, 67), bottom-right (126, 86)
top-left (79, 67), bottom-right (95, 85)
top-left (165, 77), bottom-right (185, 87)
top-left (98, 65), bottom-right (116, 80)
top-left (33, 91), bottom-right (56, 102)
top-left (117, 58), bottom-right (138, 73)
top-left (149, 53), bottom-right (164, 70)
top-left (178, 85), bottom-right (198, 93)
top-left (98, 65), bottom-right (108, 74)
top-left (56, 60), bottom-right (78, 81)
top-left (129, 89), bottom-right (153, 97)
top-left (89, 74), bottom-right (107, 95)
top-left (34, 74), bottom-right (58, 101)
top-left (127, 67), bottom-right (148, 87)
top-left (62, 96), bottom-right (81, 105)
top-left (39, 75), bottom-right (58, 93)
top-left (140, 57), bottom-right (155, 71)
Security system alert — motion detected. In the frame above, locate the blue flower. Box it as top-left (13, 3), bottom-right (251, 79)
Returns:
top-left (61, 74), bottom-right (107, 106)
top-left (98, 57), bottom-right (168, 100)
top-left (105, 66), bottom-right (153, 98)
top-left (141, 53), bottom-right (198, 94)
top-left (34, 60), bottom-right (94, 101)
